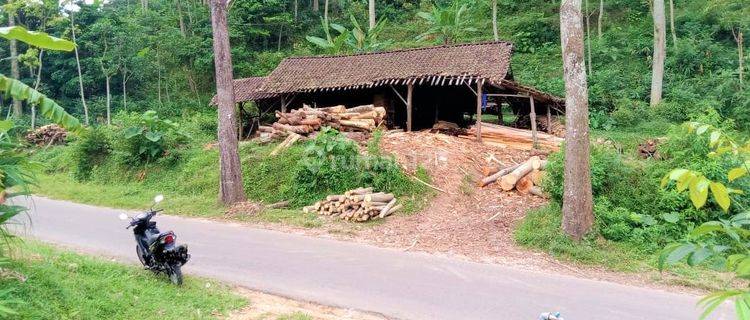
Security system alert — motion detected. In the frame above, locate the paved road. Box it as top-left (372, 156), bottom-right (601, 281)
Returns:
top-left (12, 196), bottom-right (733, 320)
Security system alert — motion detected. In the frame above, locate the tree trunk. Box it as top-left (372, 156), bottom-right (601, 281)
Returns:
top-left (177, 0), bottom-right (187, 37)
top-left (733, 29), bottom-right (744, 87)
top-left (105, 75), bottom-right (111, 125)
top-left (650, 0), bottom-right (666, 106)
top-left (324, 0), bottom-right (329, 22)
top-left (70, 14), bottom-right (89, 125)
top-left (669, 0), bottom-right (676, 46)
top-left (597, 0), bottom-right (603, 39)
top-left (294, 0), bottom-right (298, 21)
top-left (8, 14), bottom-right (22, 119)
top-left (368, 0), bottom-right (376, 30)
top-left (313, 0), bottom-right (318, 12)
top-left (32, 50), bottom-right (44, 129)
top-left (560, 0), bottom-right (594, 241)
top-left (210, 0), bottom-right (246, 205)
top-left (585, 0), bottom-right (592, 76)
top-left (122, 71), bottom-right (128, 111)
top-left (492, 0), bottom-right (499, 41)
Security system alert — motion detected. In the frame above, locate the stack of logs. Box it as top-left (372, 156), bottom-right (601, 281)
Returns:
top-left (259, 104), bottom-right (386, 139)
top-left (479, 156), bottom-right (548, 197)
top-left (463, 122), bottom-right (564, 151)
top-left (25, 124), bottom-right (68, 146)
top-left (303, 187), bottom-right (401, 222)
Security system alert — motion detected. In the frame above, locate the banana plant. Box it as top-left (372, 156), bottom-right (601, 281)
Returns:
top-left (416, 2), bottom-right (478, 45)
top-left (306, 14), bottom-right (391, 54)
top-left (0, 26), bottom-right (81, 132)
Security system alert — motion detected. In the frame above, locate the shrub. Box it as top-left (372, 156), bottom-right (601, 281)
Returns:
top-left (611, 98), bottom-right (645, 127)
top-left (118, 110), bottom-right (187, 166)
top-left (71, 127), bottom-right (113, 181)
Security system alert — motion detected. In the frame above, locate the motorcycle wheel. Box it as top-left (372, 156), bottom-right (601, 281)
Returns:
top-left (167, 264), bottom-right (183, 286)
top-left (136, 245), bottom-right (148, 267)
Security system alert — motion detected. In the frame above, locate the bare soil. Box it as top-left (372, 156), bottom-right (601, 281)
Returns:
top-left (228, 287), bottom-right (385, 320)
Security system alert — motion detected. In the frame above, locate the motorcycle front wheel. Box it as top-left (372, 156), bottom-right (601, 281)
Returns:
top-left (167, 264), bottom-right (183, 286)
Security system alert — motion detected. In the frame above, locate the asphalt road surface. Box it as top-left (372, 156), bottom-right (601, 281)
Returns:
top-left (12, 196), bottom-right (733, 320)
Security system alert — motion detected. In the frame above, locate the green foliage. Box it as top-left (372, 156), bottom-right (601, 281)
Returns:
top-left (0, 26), bottom-right (75, 51)
top-left (119, 110), bottom-right (186, 165)
top-left (416, 1), bottom-right (478, 45)
top-left (71, 126), bottom-right (112, 181)
top-left (0, 75), bottom-right (81, 132)
top-left (656, 122), bottom-right (750, 319)
top-left (306, 14), bottom-right (391, 54)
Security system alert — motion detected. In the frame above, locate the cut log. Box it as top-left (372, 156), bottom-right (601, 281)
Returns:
top-left (529, 170), bottom-right (545, 186)
top-left (516, 175), bottom-right (534, 194)
top-left (364, 193), bottom-right (394, 203)
top-left (482, 166), bottom-right (500, 177)
top-left (270, 133), bottom-right (301, 156)
top-left (499, 156), bottom-right (540, 191)
top-left (378, 198), bottom-right (398, 218)
top-left (479, 163), bottom-right (522, 187)
top-left (529, 186), bottom-right (546, 198)
top-left (381, 204), bottom-right (402, 218)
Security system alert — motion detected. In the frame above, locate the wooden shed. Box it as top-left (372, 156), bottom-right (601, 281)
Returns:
top-left (223, 41), bottom-right (564, 140)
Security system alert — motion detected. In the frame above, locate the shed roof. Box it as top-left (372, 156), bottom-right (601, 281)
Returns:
top-left (210, 76), bottom-right (278, 105)
top-left (260, 41), bottom-right (514, 94)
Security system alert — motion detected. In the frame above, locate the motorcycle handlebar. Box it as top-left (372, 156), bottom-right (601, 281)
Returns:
top-left (125, 209), bottom-right (164, 229)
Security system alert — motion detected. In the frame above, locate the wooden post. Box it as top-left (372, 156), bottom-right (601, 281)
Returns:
top-left (406, 83), bottom-right (413, 132)
top-left (237, 103), bottom-right (243, 140)
top-left (529, 96), bottom-right (538, 149)
top-left (280, 96), bottom-right (287, 113)
top-left (546, 104), bottom-right (552, 134)
top-left (476, 82), bottom-right (483, 142)
top-left (498, 102), bottom-right (503, 125)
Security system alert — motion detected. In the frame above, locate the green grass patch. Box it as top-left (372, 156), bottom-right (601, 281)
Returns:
top-left (515, 204), bottom-right (736, 291)
top-left (0, 241), bottom-right (246, 319)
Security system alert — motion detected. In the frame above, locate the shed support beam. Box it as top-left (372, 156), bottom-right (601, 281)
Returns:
top-left (529, 96), bottom-right (538, 149)
top-left (389, 85), bottom-right (407, 106)
top-left (546, 105), bottom-right (552, 134)
top-left (280, 96), bottom-right (286, 113)
top-left (498, 102), bottom-right (503, 125)
top-left (407, 83), bottom-right (414, 132)
top-left (476, 82), bottom-right (483, 142)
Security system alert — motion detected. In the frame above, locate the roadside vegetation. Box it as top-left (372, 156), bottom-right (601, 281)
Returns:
top-left (0, 242), bottom-right (246, 319)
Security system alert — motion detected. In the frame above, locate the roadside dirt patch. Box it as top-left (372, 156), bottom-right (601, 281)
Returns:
top-left (228, 287), bottom-right (385, 320)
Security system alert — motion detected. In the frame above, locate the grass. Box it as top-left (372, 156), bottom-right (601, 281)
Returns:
top-left (31, 138), bottom-right (433, 228)
top-left (514, 204), bottom-right (738, 291)
top-left (0, 241), bottom-right (246, 319)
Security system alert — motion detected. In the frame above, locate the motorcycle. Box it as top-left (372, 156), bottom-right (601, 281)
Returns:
top-left (119, 195), bottom-right (190, 285)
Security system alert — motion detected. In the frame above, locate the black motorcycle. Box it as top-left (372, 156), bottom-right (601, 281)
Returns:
top-left (120, 195), bottom-right (190, 285)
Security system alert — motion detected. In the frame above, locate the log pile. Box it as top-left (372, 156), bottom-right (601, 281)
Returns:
top-left (514, 115), bottom-right (566, 137)
top-left (259, 104), bottom-right (387, 140)
top-left (25, 124), bottom-right (68, 146)
top-left (479, 156), bottom-right (548, 197)
top-left (303, 187), bottom-right (401, 222)
top-left (637, 139), bottom-right (662, 160)
top-left (462, 122), bottom-right (563, 151)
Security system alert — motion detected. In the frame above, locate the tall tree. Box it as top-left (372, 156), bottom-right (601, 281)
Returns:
top-left (7, 12), bottom-right (22, 118)
top-left (560, 0), bottom-right (593, 241)
top-left (312, 0), bottom-right (318, 12)
top-left (650, 0), bottom-right (666, 106)
top-left (324, 0), bottom-right (329, 22)
top-left (68, 12), bottom-right (90, 125)
top-left (492, 0), bottom-right (498, 41)
top-left (209, 0), bottom-right (246, 205)
top-left (597, 0), bottom-right (603, 39)
top-left (368, 0), bottom-right (375, 30)
top-left (669, 0), bottom-right (676, 46)
top-left (585, 0), bottom-right (592, 75)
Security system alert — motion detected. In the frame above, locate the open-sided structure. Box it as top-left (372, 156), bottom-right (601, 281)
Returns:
top-left (221, 41), bottom-right (564, 142)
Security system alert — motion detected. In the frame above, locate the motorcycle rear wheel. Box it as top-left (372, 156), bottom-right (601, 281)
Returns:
top-left (136, 245), bottom-right (148, 266)
top-left (167, 264), bottom-right (183, 286)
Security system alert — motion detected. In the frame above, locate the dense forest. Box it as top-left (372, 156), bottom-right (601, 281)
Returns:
top-left (1, 0), bottom-right (747, 130)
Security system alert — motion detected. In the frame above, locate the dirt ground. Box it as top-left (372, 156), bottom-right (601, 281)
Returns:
top-left (228, 288), bottom-right (385, 320)
top-left (234, 131), bottom-right (717, 294)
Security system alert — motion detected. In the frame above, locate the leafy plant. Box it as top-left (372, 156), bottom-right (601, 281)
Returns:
top-left (416, 1), bottom-right (478, 45)
top-left (306, 14), bottom-right (391, 54)
top-left (659, 122), bottom-right (750, 319)
top-left (71, 127), bottom-right (112, 181)
top-left (122, 110), bottom-right (184, 163)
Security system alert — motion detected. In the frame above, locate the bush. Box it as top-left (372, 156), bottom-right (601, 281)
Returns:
top-left (287, 127), bottom-right (425, 207)
top-left (71, 127), bottom-right (113, 181)
top-left (116, 110), bottom-right (188, 166)
top-left (611, 98), bottom-right (645, 127)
